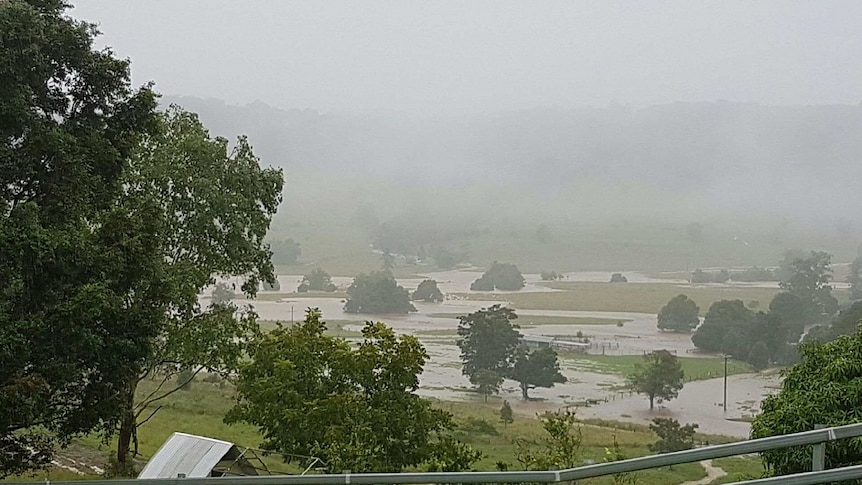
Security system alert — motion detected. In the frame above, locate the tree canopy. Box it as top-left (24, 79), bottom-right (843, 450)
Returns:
top-left (298, 268), bottom-right (337, 293)
top-left (1, 0), bottom-right (161, 475)
top-left (226, 309), bottom-right (480, 473)
top-left (628, 350), bottom-right (684, 410)
top-left (344, 270), bottom-right (416, 314)
top-left (510, 348), bottom-right (567, 400)
top-left (657, 294), bottom-right (700, 333)
top-left (648, 418), bottom-right (698, 453)
top-left (778, 250), bottom-right (837, 319)
top-left (412, 279), bottom-right (444, 302)
top-left (691, 299), bottom-right (799, 367)
top-left (752, 327), bottom-right (862, 476)
top-left (470, 262), bottom-right (525, 291)
top-left (457, 305), bottom-right (522, 391)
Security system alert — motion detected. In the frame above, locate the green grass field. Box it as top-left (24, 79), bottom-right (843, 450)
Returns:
top-left (19, 377), bottom-right (757, 484)
top-left (458, 282), bottom-right (787, 315)
top-left (428, 313), bottom-right (630, 326)
top-left (710, 456), bottom-right (766, 484)
top-left (562, 354), bottom-right (753, 382)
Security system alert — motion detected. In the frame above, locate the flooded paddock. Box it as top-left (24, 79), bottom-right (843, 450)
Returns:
top-left (213, 269), bottom-right (782, 437)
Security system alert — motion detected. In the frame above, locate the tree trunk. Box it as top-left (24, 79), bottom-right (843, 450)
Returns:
top-left (520, 381), bottom-right (529, 400)
top-left (117, 381), bottom-right (137, 465)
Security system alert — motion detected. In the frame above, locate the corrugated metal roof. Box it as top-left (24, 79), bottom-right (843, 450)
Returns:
top-left (138, 432), bottom-right (236, 479)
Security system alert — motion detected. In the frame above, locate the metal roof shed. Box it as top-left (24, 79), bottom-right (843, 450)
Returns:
top-left (138, 432), bottom-right (258, 479)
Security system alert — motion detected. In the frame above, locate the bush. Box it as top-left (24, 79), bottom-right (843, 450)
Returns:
top-left (412, 279), bottom-right (444, 302)
top-left (610, 273), bottom-right (628, 283)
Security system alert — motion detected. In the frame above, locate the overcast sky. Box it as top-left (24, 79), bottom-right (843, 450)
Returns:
top-left (72, 1), bottom-right (862, 115)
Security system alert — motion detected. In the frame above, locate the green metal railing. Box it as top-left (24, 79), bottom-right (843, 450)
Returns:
top-left (12, 422), bottom-right (862, 485)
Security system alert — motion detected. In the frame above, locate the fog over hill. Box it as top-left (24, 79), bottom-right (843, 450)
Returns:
top-left (165, 95), bottom-right (862, 227)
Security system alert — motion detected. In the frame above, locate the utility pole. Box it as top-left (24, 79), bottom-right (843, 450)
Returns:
top-left (290, 305), bottom-right (294, 324)
top-left (723, 354), bottom-right (728, 413)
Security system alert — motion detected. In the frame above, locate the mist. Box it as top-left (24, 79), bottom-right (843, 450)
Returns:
top-left (70, 0), bottom-right (862, 267)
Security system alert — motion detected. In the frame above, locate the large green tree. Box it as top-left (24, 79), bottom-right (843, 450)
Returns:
top-left (457, 305), bottom-right (522, 387)
top-left (510, 348), bottom-right (567, 400)
top-left (691, 300), bottom-right (757, 354)
top-left (412, 279), bottom-right (444, 302)
top-left (344, 270), bottom-right (416, 314)
top-left (752, 327), bottom-right (862, 476)
top-left (1, 0), bottom-right (159, 475)
top-left (657, 294), bottom-right (700, 333)
top-left (226, 309), bottom-right (480, 473)
top-left (105, 106), bottom-right (283, 468)
top-left (297, 268), bottom-right (337, 293)
top-left (628, 350), bottom-right (684, 410)
top-left (470, 262), bottom-right (525, 291)
top-left (778, 250), bottom-right (838, 319)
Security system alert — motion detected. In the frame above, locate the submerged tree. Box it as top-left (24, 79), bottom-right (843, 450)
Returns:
top-left (657, 294), bottom-right (700, 333)
top-left (471, 262), bottom-right (525, 291)
top-left (344, 270), bottom-right (416, 314)
top-left (412, 279), bottom-right (444, 302)
top-left (297, 268), bottom-right (337, 293)
top-left (510, 348), bottom-right (567, 400)
top-left (457, 305), bottom-right (522, 387)
top-left (628, 350), bottom-right (684, 410)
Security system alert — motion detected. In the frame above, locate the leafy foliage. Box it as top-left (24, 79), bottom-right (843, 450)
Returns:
top-left (510, 348), bottom-right (567, 400)
top-left (657, 294), bottom-right (700, 333)
top-left (227, 309), bottom-right (479, 473)
top-left (470, 262), bottom-right (525, 291)
top-left (752, 327), bottom-right (862, 476)
top-left (102, 105), bottom-right (282, 465)
top-left (691, 299), bottom-right (798, 367)
top-left (297, 268), bottom-right (337, 293)
top-left (0, 0), bottom-right (161, 475)
top-left (804, 301), bottom-right (862, 344)
top-left (473, 369), bottom-right (503, 402)
top-left (778, 250), bottom-right (837, 318)
top-left (457, 305), bottom-right (522, 386)
top-left (648, 418), bottom-right (699, 453)
top-left (412, 279), bottom-right (444, 302)
top-left (344, 270), bottom-right (416, 314)
top-left (514, 410), bottom-right (582, 470)
top-left (628, 350), bottom-right (684, 410)
top-left (691, 300), bottom-right (757, 353)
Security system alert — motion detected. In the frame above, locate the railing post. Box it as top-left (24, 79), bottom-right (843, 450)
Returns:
top-left (812, 424), bottom-right (825, 472)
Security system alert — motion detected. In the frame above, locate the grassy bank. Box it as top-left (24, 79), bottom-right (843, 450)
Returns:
top-left (710, 457), bottom-right (766, 484)
top-left (10, 377), bottom-right (755, 484)
top-left (457, 282), bottom-right (784, 314)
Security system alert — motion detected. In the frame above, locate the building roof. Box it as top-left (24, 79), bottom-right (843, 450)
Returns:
top-left (138, 432), bottom-right (236, 479)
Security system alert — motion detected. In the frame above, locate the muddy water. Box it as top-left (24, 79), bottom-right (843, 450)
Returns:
top-left (212, 270), bottom-right (780, 437)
